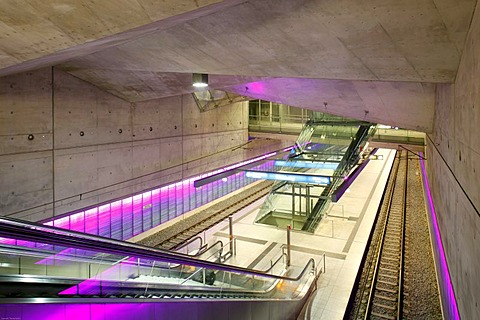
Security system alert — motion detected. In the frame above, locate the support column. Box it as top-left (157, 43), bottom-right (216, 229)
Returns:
top-left (229, 215), bottom-right (234, 255)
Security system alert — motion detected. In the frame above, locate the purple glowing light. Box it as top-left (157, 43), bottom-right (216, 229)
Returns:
top-left (419, 152), bottom-right (460, 320)
top-left (36, 248), bottom-right (73, 266)
top-left (244, 81), bottom-right (265, 94)
top-left (1, 152), bottom-right (278, 256)
top-left (1, 302), bottom-right (155, 320)
top-left (60, 257), bottom-right (140, 295)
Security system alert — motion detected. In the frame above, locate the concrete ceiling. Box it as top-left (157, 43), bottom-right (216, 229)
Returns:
top-left (225, 78), bottom-right (435, 132)
top-left (0, 0), bottom-right (477, 132)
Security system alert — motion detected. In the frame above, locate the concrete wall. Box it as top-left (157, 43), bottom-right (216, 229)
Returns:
top-left (427, 2), bottom-right (480, 319)
top-left (0, 68), bottom-right (285, 221)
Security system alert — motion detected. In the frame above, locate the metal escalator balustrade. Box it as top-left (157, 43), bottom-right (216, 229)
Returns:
top-left (301, 124), bottom-right (376, 232)
top-left (0, 216), bottom-right (323, 301)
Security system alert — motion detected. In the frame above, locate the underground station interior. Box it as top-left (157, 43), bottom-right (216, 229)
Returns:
top-left (1, 1), bottom-right (480, 319)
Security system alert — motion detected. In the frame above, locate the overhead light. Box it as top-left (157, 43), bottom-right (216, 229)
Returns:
top-left (192, 73), bottom-right (208, 87)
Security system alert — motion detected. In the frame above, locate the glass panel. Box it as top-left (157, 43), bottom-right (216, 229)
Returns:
top-left (69, 211), bottom-right (85, 233)
top-left (160, 187), bottom-right (169, 223)
top-left (98, 204), bottom-right (111, 238)
top-left (168, 185), bottom-right (176, 219)
top-left (142, 191), bottom-right (153, 231)
top-left (110, 201), bottom-right (122, 240)
top-left (151, 189), bottom-right (161, 227)
top-left (175, 184), bottom-right (183, 217)
top-left (85, 208), bottom-right (98, 235)
top-left (122, 198), bottom-right (133, 240)
top-left (132, 194), bottom-right (143, 236)
top-left (0, 222), bottom-right (320, 301)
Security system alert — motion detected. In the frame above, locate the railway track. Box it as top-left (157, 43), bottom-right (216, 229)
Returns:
top-left (348, 150), bottom-right (408, 319)
top-left (348, 149), bottom-right (443, 319)
top-left (155, 181), bottom-right (274, 250)
top-left (366, 151), bottom-right (407, 319)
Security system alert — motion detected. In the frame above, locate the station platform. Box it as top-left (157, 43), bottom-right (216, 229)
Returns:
top-left (201, 148), bottom-right (396, 319)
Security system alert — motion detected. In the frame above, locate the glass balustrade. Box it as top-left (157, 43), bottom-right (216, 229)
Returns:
top-left (0, 217), bottom-right (323, 301)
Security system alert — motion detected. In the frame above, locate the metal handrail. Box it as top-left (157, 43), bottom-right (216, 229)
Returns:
top-left (180, 239), bottom-right (234, 285)
top-left (0, 216), bottom-right (315, 282)
top-left (197, 240), bottom-right (225, 261)
top-left (0, 249), bottom-right (322, 301)
top-left (171, 235), bottom-right (205, 254)
top-left (263, 249), bottom-right (286, 274)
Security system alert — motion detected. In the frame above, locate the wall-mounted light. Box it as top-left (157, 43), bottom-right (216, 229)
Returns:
top-left (192, 73), bottom-right (208, 88)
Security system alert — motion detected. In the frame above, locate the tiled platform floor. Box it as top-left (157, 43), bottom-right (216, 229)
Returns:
top-left (204, 148), bottom-right (396, 319)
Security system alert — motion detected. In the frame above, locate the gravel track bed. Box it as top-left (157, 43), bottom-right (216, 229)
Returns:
top-left (347, 152), bottom-right (442, 319)
top-left (347, 153), bottom-right (401, 319)
top-left (137, 181), bottom-right (273, 248)
top-left (403, 158), bottom-right (442, 319)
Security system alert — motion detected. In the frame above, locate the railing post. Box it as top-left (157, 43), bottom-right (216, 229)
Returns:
top-left (137, 258), bottom-right (140, 277)
top-left (323, 253), bottom-right (326, 274)
top-left (291, 185), bottom-right (295, 227)
top-left (286, 225), bottom-right (291, 267)
top-left (229, 215), bottom-right (234, 255)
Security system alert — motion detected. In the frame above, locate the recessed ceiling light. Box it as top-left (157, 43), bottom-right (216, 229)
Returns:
top-left (192, 73), bottom-right (208, 87)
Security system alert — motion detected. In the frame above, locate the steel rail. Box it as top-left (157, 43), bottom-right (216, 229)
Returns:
top-left (364, 151), bottom-right (407, 319)
top-left (159, 182), bottom-right (272, 249)
top-left (349, 152), bottom-right (400, 319)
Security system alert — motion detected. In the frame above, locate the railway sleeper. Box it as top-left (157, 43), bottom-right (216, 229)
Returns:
top-left (377, 279), bottom-right (398, 286)
top-left (387, 225), bottom-right (402, 230)
top-left (381, 253), bottom-right (399, 260)
top-left (386, 224), bottom-right (402, 230)
top-left (383, 238), bottom-right (400, 244)
top-left (370, 311), bottom-right (396, 319)
top-left (375, 294), bottom-right (397, 302)
top-left (380, 261), bottom-right (399, 268)
top-left (382, 243), bottom-right (400, 250)
top-left (382, 247), bottom-right (399, 253)
top-left (379, 267), bottom-right (399, 274)
top-left (373, 302), bottom-right (396, 311)
top-left (381, 256), bottom-right (399, 262)
top-left (376, 282), bottom-right (397, 292)
top-left (379, 273), bottom-right (398, 280)
top-left (375, 286), bottom-right (397, 294)
top-left (175, 235), bottom-right (191, 242)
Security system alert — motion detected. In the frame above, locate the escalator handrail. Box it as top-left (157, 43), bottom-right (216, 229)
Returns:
top-left (0, 217), bottom-right (317, 283)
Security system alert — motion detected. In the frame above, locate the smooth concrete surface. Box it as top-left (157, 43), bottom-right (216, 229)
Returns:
top-left (0, 0), bottom-right (242, 74)
top-left (195, 148), bottom-right (396, 319)
top-left (59, 1), bottom-right (471, 89)
top-left (226, 78), bottom-right (435, 132)
top-left (0, 1), bottom-right (476, 133)
top-left (1, 1), bottom-right (480, 318)
top-left (427, 2), bottom-right (480, 319)
top-left (0, 67), bottom-right (289, 220)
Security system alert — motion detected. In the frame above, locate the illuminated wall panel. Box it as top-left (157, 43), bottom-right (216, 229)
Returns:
top-left (34, 153), bottom-right (276, 242)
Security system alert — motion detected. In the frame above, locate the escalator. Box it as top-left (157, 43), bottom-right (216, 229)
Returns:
top-left (302, 124), bottom-right (375, 232)
top-left (254, 112), bottom-right (375, 232)
top-left (0, 216), bottom-right (322, 320)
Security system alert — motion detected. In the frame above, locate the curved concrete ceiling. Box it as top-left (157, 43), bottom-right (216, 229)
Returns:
top-left (0, 0), bottom-right (477, 132)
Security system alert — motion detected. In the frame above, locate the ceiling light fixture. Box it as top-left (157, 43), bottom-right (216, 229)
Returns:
top-left (192, 73), bottom-right (208, 87)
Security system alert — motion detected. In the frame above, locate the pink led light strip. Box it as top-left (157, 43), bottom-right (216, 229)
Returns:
top-left (419, 152), bottom-right (459, 319)
top-left (0, 151), bottom-right (279, 250)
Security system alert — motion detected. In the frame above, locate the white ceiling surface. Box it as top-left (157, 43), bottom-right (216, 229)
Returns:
top-left (0, 0), bottom-right (477, 132)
